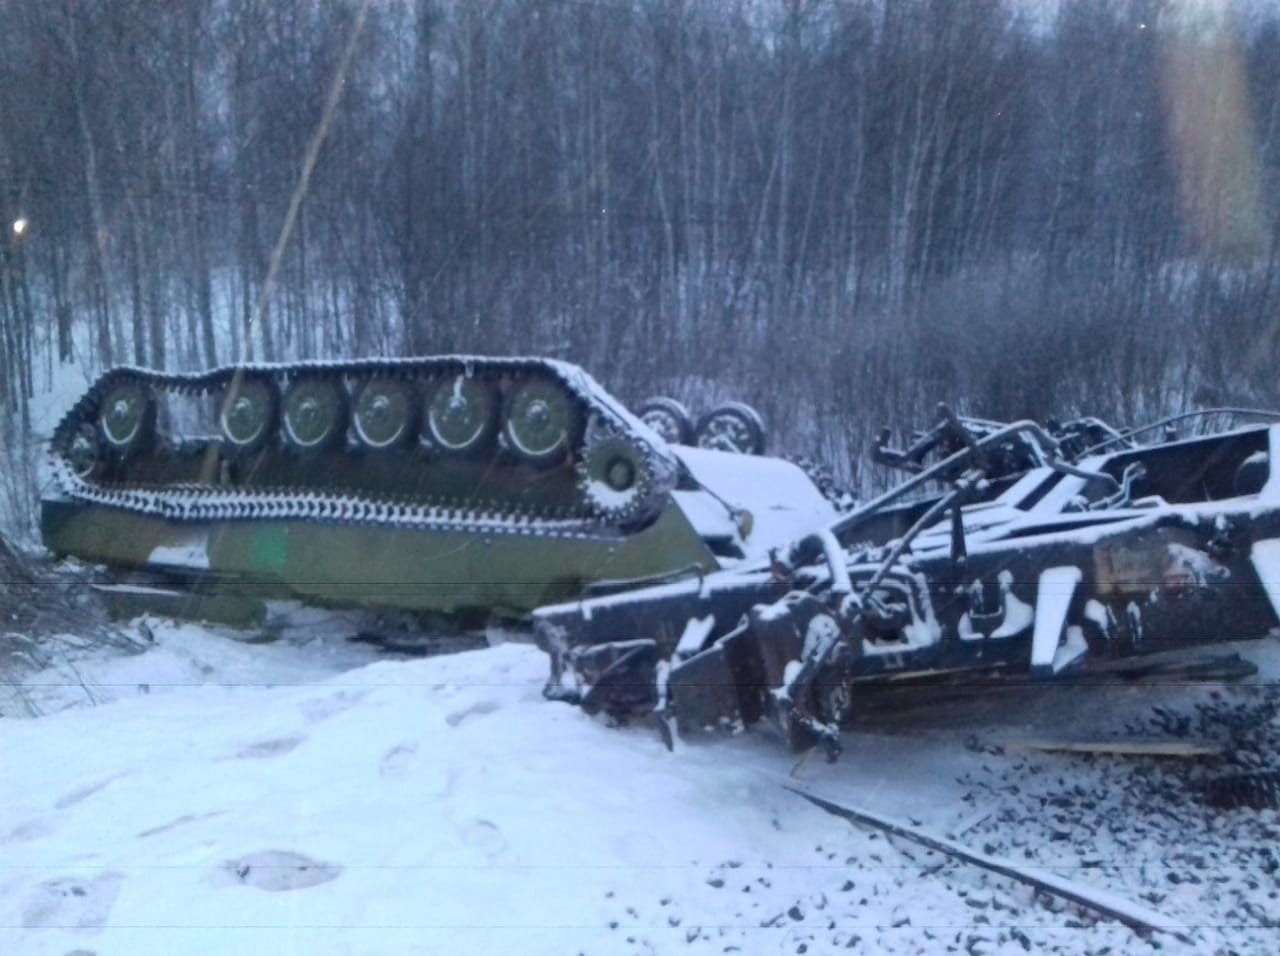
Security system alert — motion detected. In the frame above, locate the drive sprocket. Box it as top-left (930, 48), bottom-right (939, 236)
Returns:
top-left (576, 417), bottom-right (672, 524)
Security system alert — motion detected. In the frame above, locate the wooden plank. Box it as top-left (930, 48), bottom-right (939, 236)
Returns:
top-left (1005, 738), bottom-right (1222, 758)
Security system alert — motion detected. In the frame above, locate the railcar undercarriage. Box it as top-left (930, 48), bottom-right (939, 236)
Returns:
top-left (537, 407), bottom-right (1280, 758)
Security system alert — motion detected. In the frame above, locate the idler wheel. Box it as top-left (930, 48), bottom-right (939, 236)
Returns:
top-left (219, 374), bottom-right (279, 453)
top-left (578, 434), bottom-right (653, 522)
top-left (282, 377), bottom-right (347, 451)
top-left (99, 381), bottom-right (155, 454)
top-left (504, 378), bottom-right (578, 466)
top-left (635, 396), bottom-right (694, 446)
top-left (695, 401), bottom-right (767, 455)
top-left (426, 374), bottom-right (498, 454)
top-left (66, 422), bottom-right (103, 478)
top-left (353, 378), bottom-right (417, 450)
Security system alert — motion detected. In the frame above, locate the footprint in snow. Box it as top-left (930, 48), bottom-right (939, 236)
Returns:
top-left (235, 736), bottom-right (305, 759)
top-left (458, 819), bottom-right (507, 858)
top-left (379, 742), bottom-right (418, 779)
top-left (135, 811), bottom-right (227, 840)
top-left (54, 774), bottom-right (129, 810)
top-left (299, 689), bottom-right (368, 723)
top-left (214, 850), bottom-right (342, 892)
top-left (1, 818), bottom-right (56, 844)
top-left (379, 742), bottom-right (453, 794)
top-left (444, 698), bottom-right (501, 727)
top-left (20, 871), bottom-right (124, 932)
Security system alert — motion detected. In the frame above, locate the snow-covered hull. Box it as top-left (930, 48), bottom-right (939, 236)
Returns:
top-left (41, 357), bottom-right (832, 617)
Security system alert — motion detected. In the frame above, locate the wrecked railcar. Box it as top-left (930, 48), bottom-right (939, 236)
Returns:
top-left (536, 410), bottom-right (1280, 757)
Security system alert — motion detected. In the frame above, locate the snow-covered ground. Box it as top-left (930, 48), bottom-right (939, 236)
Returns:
top-left (2, 614), bottom-right (1278, 955)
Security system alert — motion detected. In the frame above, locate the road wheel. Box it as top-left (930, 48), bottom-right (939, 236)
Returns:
top-left (695, 401), bottom-right (767, 455)
top-left (426, 374), bottom-right (498, 454)
top-left (282, 377), bottom-right (347, 452)
top-left (353, 378), bottom-right (418, 450)
top-left (504, 377), bottom-right (578, 466)
top-left (635, 396), bottom-right (694, 446)
top-left (99, 381), bottom-right (155, 456)
top-left (219, 374), bottom-right (278, 454)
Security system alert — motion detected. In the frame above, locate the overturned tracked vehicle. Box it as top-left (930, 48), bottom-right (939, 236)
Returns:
top-left (43, 357), bottom-right (833, 618)
top-left (538, 407), bottom-right (1280, 757)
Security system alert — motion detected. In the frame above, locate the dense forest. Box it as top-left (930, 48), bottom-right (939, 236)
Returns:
top-left (2, 0), bottom-right (1280, 533)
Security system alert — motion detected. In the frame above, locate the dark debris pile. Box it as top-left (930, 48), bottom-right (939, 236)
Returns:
top-left (954, 682), bottom-right (1280, 949)
top-left (0, 533), bottom-right (124, 638)
top-left (1, 532), bottom-right (146, 714)
top-left (1139, 691), bottom-right (1280, 809)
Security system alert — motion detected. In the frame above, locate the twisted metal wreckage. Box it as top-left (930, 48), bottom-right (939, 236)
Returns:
top-left (40, 357), bottom-right (1280, 759)
top-left (537, 405), bottom-right (1280, 758)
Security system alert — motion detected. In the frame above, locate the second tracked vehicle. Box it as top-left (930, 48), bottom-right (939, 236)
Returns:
top-left (42, 356), bottom-right (833, 619)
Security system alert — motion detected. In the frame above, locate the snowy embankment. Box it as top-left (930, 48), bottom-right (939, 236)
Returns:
top-left (2, 617), bottom-right (1278, 955)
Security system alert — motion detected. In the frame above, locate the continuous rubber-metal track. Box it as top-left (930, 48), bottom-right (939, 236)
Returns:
top-left (49, 357), bottom-right (679, 538)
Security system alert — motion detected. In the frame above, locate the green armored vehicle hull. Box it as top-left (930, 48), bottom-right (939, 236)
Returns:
top-left (42, 357), bottom-right (832, 618)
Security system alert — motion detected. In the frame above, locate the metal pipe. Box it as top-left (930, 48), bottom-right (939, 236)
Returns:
top-left (832, 420), bottom-right (1062, 540)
